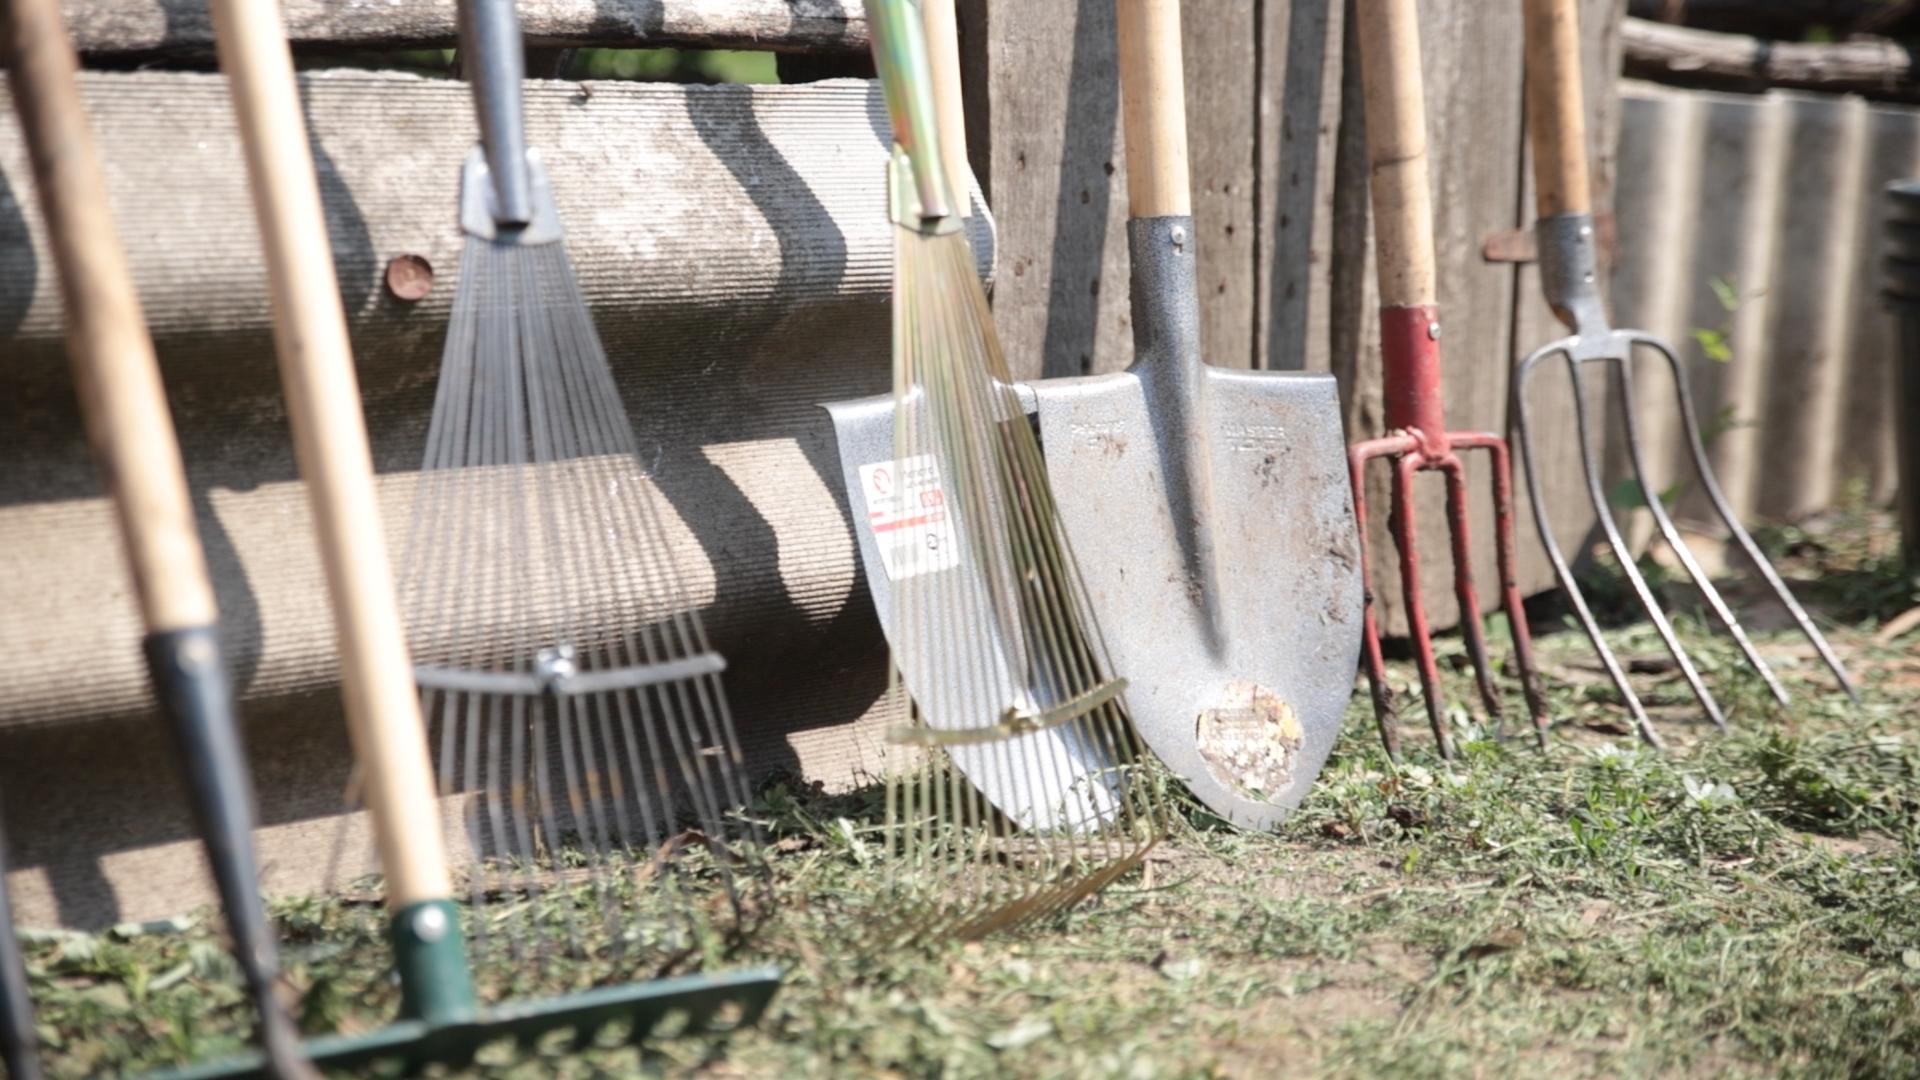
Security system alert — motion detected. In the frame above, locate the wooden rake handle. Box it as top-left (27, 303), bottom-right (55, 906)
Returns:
top-left (1522, 0), bottom-right (1592, 218)
top-left (1115, 0), bottom-right (1191, 219)
top-left (1354, 0), bottom-right (1438, 310)
top-left (4, 0), bottom-right (218, 634)
top-left (210, 0), bottom-right (452, 909)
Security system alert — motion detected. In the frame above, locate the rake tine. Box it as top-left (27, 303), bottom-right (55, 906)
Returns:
top-left (1350, 440), bottom-right (1409, 761)
top-left (1568, 347), bottom-right (1728, 730)
top-left (1611, 347), bottom-right (1790, 706)
top-left (1630, 333), bottom-right (1862, 704)
top-left (1389, 453), bottom-right (1457, 759)
top-left (1454, 433), bottom-right (1552, 746)
top-left (1440, 456), bottom-right (1506, 721)
top-left (1515, 344), bottom-right (1667, 750)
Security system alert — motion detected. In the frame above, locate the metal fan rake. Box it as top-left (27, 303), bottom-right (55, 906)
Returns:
top-left (394, 0), bottom-right (771, 973)
top-left (836, 0), bottom-right (1169, 945)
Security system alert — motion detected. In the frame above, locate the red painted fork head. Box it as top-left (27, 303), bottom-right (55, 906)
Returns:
top-left (1347, 306), bottom-right (1548, 759)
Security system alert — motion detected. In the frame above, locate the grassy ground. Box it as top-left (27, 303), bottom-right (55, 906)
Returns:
top-left (15, 507), bottom-right (1920, 1078)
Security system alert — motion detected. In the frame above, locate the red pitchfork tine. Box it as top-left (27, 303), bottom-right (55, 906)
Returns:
top-left (1348, 0), bottom-right (1548, 760)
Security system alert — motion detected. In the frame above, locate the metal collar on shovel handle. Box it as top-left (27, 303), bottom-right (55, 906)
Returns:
top-left (145, 3), bottom-right (783, 1074)
top-left (1347, 0), bottom-right (1549, 761)
top-left (1022, 0), bottom-right (1365, 828)
top-left (1511, 0), bottom-right (1858, 747)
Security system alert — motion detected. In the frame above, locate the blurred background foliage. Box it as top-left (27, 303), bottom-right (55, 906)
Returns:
top-left (295, 47), bottom-right (780, 84)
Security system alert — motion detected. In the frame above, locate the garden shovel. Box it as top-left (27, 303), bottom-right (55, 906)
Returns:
top-left (829, 0), bottom-right (1364, 830)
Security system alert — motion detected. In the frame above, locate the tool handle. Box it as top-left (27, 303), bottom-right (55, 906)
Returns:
top-left (1522, 0), bottom-right (1591, 218)
top-left (4, 0), bottom-right (218, 633)
top-left (921, 0), bottom-right (971, 217)
top-left (1354, 0), bottom-right (1437, 309)
top-left (1115, 0), bottom-right (1191, 218)
top-left (0, 800), bottom-right (40, 1080)
top-left (462, 0), bottom-right (533, 227)
top-left (211, 0), bottom-right (452, 910)
top-left (866, 0), bottom-right (955, 221)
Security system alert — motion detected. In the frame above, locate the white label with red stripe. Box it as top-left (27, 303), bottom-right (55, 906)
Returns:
top-left (859, 455), bottom-right (958, 579)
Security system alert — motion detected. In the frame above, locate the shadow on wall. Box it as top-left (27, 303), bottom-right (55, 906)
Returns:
top-left (1265, 0), bottom-right (1334, 373)
top-left (0, 165), bottom-right (31, 340)
top-left (1040, 0), bottom-right (1119, 380)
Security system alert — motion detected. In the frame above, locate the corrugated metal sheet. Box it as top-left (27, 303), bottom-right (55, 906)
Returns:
top-left (1611, 80), bottom-right (1916, 527)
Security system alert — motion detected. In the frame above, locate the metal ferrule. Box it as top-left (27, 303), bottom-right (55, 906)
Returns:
top-left (1535, 211), bottom-right (1609, 336)
top-left (459, 145), bottom-right (564, 245)
top-left (391, 900), bottom-right (479, 1027)
top-left (1378, 304), bottom-right (1448, 451)
top-left (866, 0), bottom-right (956, 229)
top-left (1126, 216), bottom-right (1202, 393)
top-left (462, 0), bottom-right (535, 229)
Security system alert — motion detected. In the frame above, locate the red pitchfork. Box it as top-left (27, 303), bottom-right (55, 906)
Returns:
top-left (1347, 0), bottom-right (1548, 759)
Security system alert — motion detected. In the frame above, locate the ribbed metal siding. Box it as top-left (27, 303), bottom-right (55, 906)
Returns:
top-left (1611, 80), bottom-right (1916, 526)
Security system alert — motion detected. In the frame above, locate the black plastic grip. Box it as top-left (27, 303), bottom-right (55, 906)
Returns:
top-left (144, 626), bottom-right (309, 1078)
top-left (0, 800), bottom-right (43, 1080)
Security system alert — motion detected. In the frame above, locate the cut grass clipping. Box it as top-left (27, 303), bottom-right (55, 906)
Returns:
top-left (15, 508), bottom-right (1920, 1077)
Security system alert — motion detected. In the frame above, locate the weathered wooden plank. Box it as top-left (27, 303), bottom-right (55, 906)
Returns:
top-left (1257, 0), bottom-right (1346, 374)
top-left (1185, 0), bottom-right (1258, 371)
top-left (60, 0), bottom-right (867, 58)
top-left (1623, 17), bottom-right (1920, 103)
top-left (969, 0), bottom-right (1129, 380)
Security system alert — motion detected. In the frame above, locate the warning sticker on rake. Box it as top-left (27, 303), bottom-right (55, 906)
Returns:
top-left (860, 455), bottom-right (959, 579)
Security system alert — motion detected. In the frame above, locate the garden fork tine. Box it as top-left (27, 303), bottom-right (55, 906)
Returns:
top-left (1514, 0), bottom-right (1858, 745)
top-left (1349, 0), bottom-right (1549, 761)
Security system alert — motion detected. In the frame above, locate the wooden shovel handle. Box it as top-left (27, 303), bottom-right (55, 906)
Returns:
top-left (4, 0), bottom-right (218, 633)
top-left (210, 0), bottom-right (451, 908)
top-left (1115, 0), bottom-right (1191, 218)
top-left (921, 0), bottom-right (971, 217)
top-left (1354, 0), bottom-right (1437, 309)
top-left (1523, 0), bottom-right (1592, 218)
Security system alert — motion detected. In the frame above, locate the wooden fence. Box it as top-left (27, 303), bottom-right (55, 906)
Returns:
top-left (965, 0), bottom-right (1625, 631)
top-left (0, 0), bottom-right (1630, 928)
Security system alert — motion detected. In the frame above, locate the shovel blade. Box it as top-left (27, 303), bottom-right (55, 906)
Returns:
top-left (1031, 367), bottom-right (1363, 829)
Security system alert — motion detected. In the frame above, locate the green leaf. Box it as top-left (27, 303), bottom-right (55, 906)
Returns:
top-left (1709, 275), bottom-right (1741, 313)
top-left (1608, 479), bottom-right (1650, 511)
top-left (1691, 328), bottom-right (1734, 364)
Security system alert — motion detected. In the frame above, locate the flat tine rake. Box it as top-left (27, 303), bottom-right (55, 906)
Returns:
top-left (1348, 0), bottom-right (1550, 761)
top-left (1513, 0), bottom-right (1858, 747)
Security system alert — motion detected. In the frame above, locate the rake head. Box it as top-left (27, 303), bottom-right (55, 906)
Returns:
top-left (395, 147), bottom-right (771, 971)
top-left (1513, 214), bottom-right (1860, 746)
top-left (859, 196), bottom-right (1166, 945)
top-left (832, 0), bottom-right (1167, 943)
top-left (1350, 307), bottom-right (1551, 761)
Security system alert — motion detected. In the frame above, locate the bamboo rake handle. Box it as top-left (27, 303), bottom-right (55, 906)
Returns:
top-left (1115, 0), bottom-right (1191, 219)
top-left (210, 0), bottom-right (451, 909)
top-left (4, 0), bottom-right (219, 634)
top-left (920, 0), bottom-right (970, 218)
top-left (1522, 0), bottom-right (1591, 218)
top-left (1354, 0), bottom-right (1438, 309)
